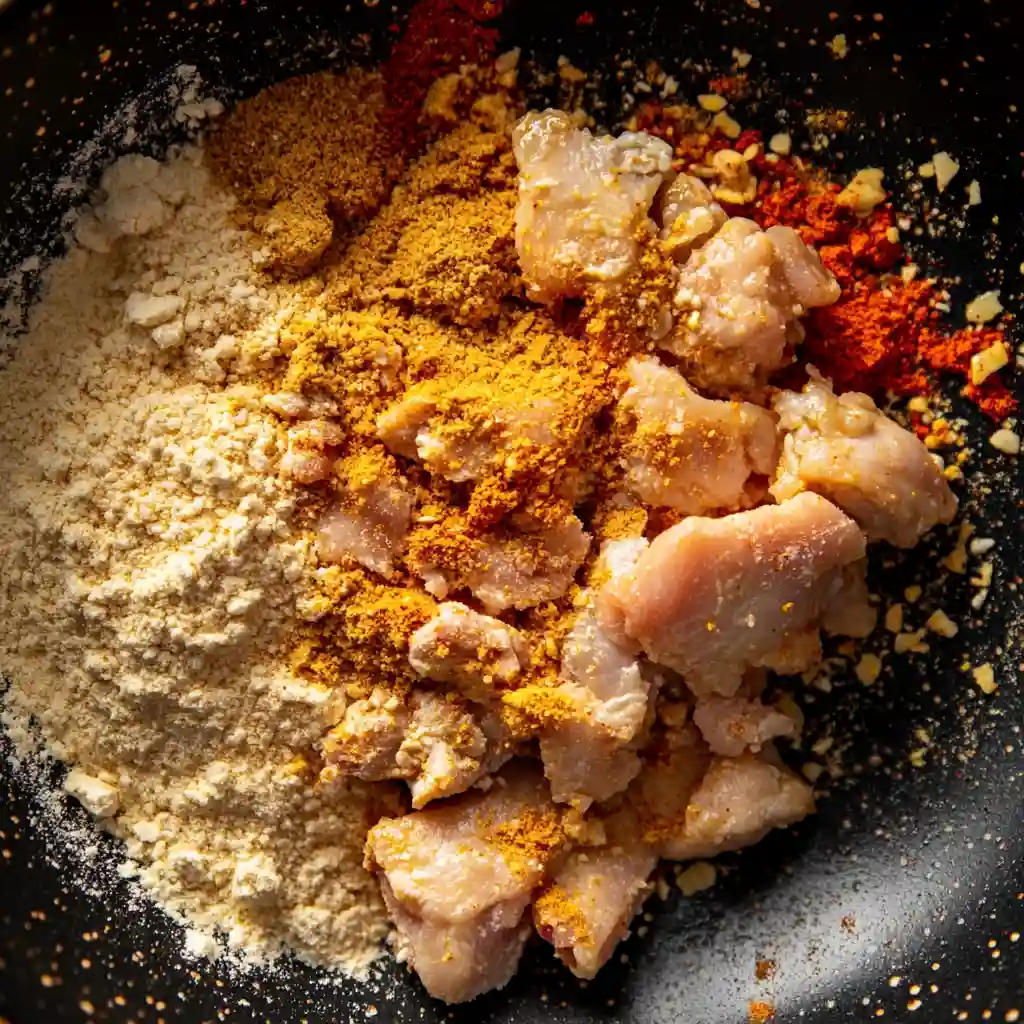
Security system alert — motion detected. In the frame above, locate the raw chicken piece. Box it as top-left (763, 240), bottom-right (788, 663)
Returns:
top-left (380, 877), bottom-right (532, 1004)
top-left (533, 809), bottom-right (657, 979)
top-left (321, 686), bottom-right (408, 782)
top-left (376, 391), bottom-right (437, 460)
top-left (771, 372), bottom-right (958, 548)
top-left (663, 218), bottom-right (839, 393)
top-left (318, 452), bottom-right (414, 577)
top-left (408, 602), bottom-right (530, 702)
top-left (526, 538), bottom-right (651, 807)
top-left (764, 226), bottom-right (842, 308)
top-left (598, 493), bottom-right (866, 696)
top-left (395, 694), bottom-right (514, 809)
top-left (279, 418), bottom-right (345, 484)
top-left (513, 109), bottom-right (673, 302)
top-left (656, 173), bottom-right (727, 259)
top-left (378, 386), bottom-right (560, 483)
top-left (692, 696), bottom-right (797, 758)
top-left (465, 515), bottom-right (591, 614)
top-left (365, 765), bottom-right (567, 1003)
top-left (630, 721), bottom-right (713, 849)
top-left (656, 752), bottom-right (815, 861)
top-left (619, 356), bottom-right (779, 514)
top-left (323, 689), bottom-right (512, 808)
top-left (821, 559), bottom-right (877, 638)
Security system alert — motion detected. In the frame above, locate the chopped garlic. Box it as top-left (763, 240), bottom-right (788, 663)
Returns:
top-left (884, 603), bottom-right (904, 633)
top-left (855, 653), bottom-right (882, 686)
top-left (904, 585), bottom-right (922, 603)
top-left (677, 861), bottom-right (717, 896)
top-left (965, 290), bottom-right (1004, 326)
top-left (971, 663), bottom-right (997, 694)
top-left (967, 180), bottom-right (981, 206)
top-left (711, 111), bottom-right (742, 139)
top-left (802, 762), bottom-right (825, 784)
top-left (971, 562), bottom-right (993, 588)
top-left (894, 629), bottom-right (929, 654)
top-left (698, 94), bottom-right (729, 113)
top-left (837, 168), bottom-right (886, 217)
top-left (918, 162), bottom-right (935, 179)
top-left (925, 610), bottom-right (958, 638)
top-left (769, 132), bottom-right (792, 155)
top-left (970, 340), bottom-right (1009, 384)
top-left (828, 34), bottom-right (849, 59)
top-left (989, 428), bottom-right (1021, 455)
top-left (733, 48), bottom-right (752, 68)
top-left (932, 151), bottom-right (960, 192)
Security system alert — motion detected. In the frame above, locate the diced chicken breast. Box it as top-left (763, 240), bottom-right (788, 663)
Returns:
top-left (318, 452), bottom-right (414, 577)
top-left (692, 696), bottom-right (796, 758)
top-left (619, 356), bottom-right (779, 514)
top-left (324, 689), bottom-right (512, 808)
top-left (656, 173), bottom-right (727, 259)
top-left (523, 538), bottom-right (650, 807)
top-left (396, 693), bottom-right (513, 809)
top-left (663, 218), bottom-right (839, 393)
top-left (771, 372), bottom-right (958, 548)
top-left (764, 225), bottom-right (842, 308)
top-left (821, 559), bottom-right (877, 638)
top-left (630, 721), bottom-right (713, 848)
top-left (657, 753), bottom-right (815, 861)
top-left (408, 602), bottom-right (529, 702)
top-left (533, 810), bottom-right (657, 979)
top-left (322, 686), bottom-right (409, 782)
top-left (365, 765), bottom-right (566, 1003)
top-left (279, 418), bottom-right (345, 484)
top-left (381, 877), bottom-right (532, 1004)
top-left (598, 493), bottom-right (866, 695)
top-left (466, 516), bottom-right (591, 614)
top-left (513, 109), bottom-right (673, 302)
top-left (376, 391), bottom-right (437, 460)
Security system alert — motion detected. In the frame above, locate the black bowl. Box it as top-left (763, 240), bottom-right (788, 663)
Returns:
top-left (1, 2), bottom-right (1021, 1022)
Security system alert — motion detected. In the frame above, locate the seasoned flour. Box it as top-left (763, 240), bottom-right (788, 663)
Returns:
top-left (0, 144), bottom-right (387, 974)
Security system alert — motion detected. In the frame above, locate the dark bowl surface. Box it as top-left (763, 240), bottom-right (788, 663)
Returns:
top-left (0, 2), bottom-right (1021, 1022)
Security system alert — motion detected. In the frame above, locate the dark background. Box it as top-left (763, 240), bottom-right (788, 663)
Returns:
top-left (1, 1), bottom-right (1022, 1022)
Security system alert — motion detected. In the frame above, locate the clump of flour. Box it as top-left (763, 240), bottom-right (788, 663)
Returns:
top-left (0, 144), bottom-right (388, 974)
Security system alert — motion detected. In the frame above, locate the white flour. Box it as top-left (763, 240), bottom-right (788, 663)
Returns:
top-left (0, 144), bottom-right (388, 974)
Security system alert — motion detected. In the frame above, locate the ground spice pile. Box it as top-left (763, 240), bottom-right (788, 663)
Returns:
top-left (207, 69), bottom-right (399, 273)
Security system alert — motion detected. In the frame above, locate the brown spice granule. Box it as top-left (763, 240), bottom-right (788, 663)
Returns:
top-left (207, 70), bottom-right (399, 273)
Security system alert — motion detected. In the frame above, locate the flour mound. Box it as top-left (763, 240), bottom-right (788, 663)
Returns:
top-left (0, 145), bottom-right (387, 975)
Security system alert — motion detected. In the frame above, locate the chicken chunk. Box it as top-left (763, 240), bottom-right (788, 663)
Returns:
top-left (656, 172), bottom-right (727, 259)
top-left (324, 689), bottom-right (512, 808)
top-left (533, 809), bottom-right (657, 979)
top-left (517, 538), bottom-right (650, 807)
top-left (598, 493), bottom-right (866, 695)
top-left (381, 877), bottom-right (532, 1004)
top-left (619, 356), bottom-right (779, 514)
top-left (365, 765), bottom-right (567, 1003)
top-left (321, 686), bottom-right (408, 782)
top-left (692, 695), bottom-right (797, 758)
top-left (408, 602), bottom-right (530, 702)
top-left (657, 753), bottom-right (815, 861)
top-left (662, 218), bottom-right (839, 393)
top-left (513, 109), bottom-right (673, 302)
top-left (464, 515), bottom-right (591, 614)
top-left (771, 372), bottom-right (958, 548)
top-left (821, 559), bottom-right (877, 639)
top-left (317, 451), bottom-right (414, 577)
top-left (630, 721), bottom-right (713, 849)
